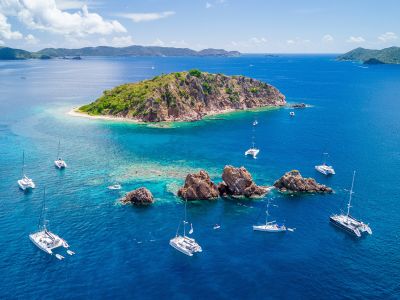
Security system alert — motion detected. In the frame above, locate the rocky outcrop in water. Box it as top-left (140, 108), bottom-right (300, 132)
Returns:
top-left (218, 165), bottom-right (269, 198)
top-left (120, 187), bottom-right (154, 205)
top-left (178, 170), bottom-right (219, 200)
top-left (273, 170), bottom-right (332, 194)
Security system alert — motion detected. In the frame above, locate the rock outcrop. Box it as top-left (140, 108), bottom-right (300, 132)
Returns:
top-left (120, 187), bottom-right (154, 205)
top-left (79, 71), bottom-right (286, 122)
top-left (273, 170), bottom-right (332, 193)
top-left (218, 165), bottom-right (269, 198)
top-left (178, 170), bottom-right (219, 200)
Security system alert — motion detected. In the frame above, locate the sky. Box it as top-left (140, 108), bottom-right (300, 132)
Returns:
top-left (0, 0), bottom-right (399, 53)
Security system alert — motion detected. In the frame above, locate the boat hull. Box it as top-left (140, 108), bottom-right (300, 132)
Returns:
top-left (329, 217), bottom-right (361, 237)
top-left (253, 225), bottom-right (286, 232)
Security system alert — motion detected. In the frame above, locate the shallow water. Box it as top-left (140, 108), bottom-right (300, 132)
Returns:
top-left (0, 55), bottom-right (399, 299)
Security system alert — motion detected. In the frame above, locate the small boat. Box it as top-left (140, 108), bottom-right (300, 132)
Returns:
top-left (170, 201), bottom-right (202, 256)
top-left (315, 153), bottom-right (335, 175)
top-left (330, 171), bottom-right (372, 237)
top-left (54, 140), bottom-right (67, 169)
top-left (29, 188), bottom-right (74, 258)
top-left (245, 147), bottom-right (260, 159)
top-left (253, 199), bottom-right (288, 232)
top-left (108, 184), bottom-right (122, 190)
top-left (289, 111), bottom-right (295, 117)
top-left (18, 151), bottom-right (35, 191)
top-left (213, 224), bottom-right (221, 230)
top-left (253, 120), bottom-right (258, 126)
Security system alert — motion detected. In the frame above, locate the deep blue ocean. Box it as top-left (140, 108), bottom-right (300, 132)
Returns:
top-left (0, 55), bottom-right (399, 299)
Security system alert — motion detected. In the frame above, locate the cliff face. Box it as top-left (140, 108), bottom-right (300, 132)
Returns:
top-left (79, 70), bottom-right (286, 122)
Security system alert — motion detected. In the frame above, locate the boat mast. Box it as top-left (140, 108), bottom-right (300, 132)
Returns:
top-left (21, 150), bottom-right (25, 176)
top-left (37, 187), bottom-right (47, 231)
top-left (323, 152), bottom-right (328, 165)
top-left (57, 140), bottom-right (60, 158)
top-left (346, 171), bottom-right (356, 217)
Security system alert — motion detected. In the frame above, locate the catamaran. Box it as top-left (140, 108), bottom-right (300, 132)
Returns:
top-left (253, 199), bottom-right (288, 232)
top-left (330, 171), bottom-right (372, 237)
top-left (315, 152), bottom-right (335, 175)
top-left (245, 119), bottom-right (260, 159)
top-left (54, 140), bottom-right (67, 169)
top-left (18, 151), bottom-right (35, 191)
top-left (170, 200), bottom-right (202, 256)
top-left (29, 188), bottom-right (74, 260)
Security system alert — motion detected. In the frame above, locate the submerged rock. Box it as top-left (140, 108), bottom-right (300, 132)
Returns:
top-left (120, 187), bottom-right (154, 205)
top-left (178, 170), bottom-right (219, 200)
top-left (219, 165), bottom-right (269, 198)
top-left (273, 170), bottom-right (332, 194)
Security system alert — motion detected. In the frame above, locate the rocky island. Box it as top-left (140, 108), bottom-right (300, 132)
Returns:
top-left (77, 70), bottom-right (286, 122)
top-left (274, 170), bottom-right (332, 194)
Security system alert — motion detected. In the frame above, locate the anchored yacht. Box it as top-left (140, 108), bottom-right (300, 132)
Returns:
top-left (108, 184), bottom-right (122, 190)
top-left (18, 151), bottom-right (35, 191)
top-left (330, 171), bottom-right (372, 237)
top-left (54, 140), bottom-right (67, 169)
top-left (29, 188), bottom-right (74, 260)
top-left (289, 111), bottom-right (295, 117)
top-left (170, 201), bottom-right (202, 256)
top-left (245, 120), bottom-right (260, 159)
top-left (253, 199), bottom-right (288, 232)
top-left (315, 153), bottom-right (335, 175)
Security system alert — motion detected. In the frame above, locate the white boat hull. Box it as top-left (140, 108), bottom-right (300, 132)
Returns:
top-left (169, 235), bottom-right (202, 256)
top-left (18, 177), bottom-right (35, 190)
top-left (253, 225), bottom-right (287, 232)
top-left (245, 148), bottom-right (259, 159)
top-left (315, 165), bottom-right (335, 175)
top-left (29, 230), bottom-right (69, 256)
top-left (54, 160), bottom-right (67, 169)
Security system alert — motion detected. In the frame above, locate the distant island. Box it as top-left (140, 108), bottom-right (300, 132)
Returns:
top-left (0, 45), bottom-right (240, 60)
top-left (337, 46), bottom-right (400, 64)
top-left (76, 70), bottom-right (286, 122)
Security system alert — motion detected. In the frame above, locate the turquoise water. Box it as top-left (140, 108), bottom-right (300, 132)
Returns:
top-left (0, 55), bottom-right (399, 299)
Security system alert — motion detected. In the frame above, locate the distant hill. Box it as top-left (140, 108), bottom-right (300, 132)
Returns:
top-left (337, 46), bottom-right (400, 64)
top-left (35, 46), bottom-right (240, 58)
top-left (0, 47), bottom-right (33, 60)
top-left (78, 70), bottom-right (285, 122)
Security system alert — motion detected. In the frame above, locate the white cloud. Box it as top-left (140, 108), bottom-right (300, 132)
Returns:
top-left (25, 33), bottom-right (38, 44)
top-left (322, 34), bottom-right (334, 43)
top-left (249, 37), bottom-right (267, 44)
top-left (378, 32), bottom-right (398, 43)
top-left (0, 39), bottom-right (4, 45)
top-left (286, 38), bottom-right (310, 45)
top-left (0, 12), bottom-right (23, 39)
top-left (119, 11), bottom-right (175, 23)
top-left (0, 0), bottom-right (126, 37)
top-left (206, 2), bottom-right (212, 9)
top-left (55, 0), bottom-right (85, 10)
top-left (151, 38), bottom-right (165, 46)
top-left (286, 39), bottom-right (295, 45)
top-left (347, 36), bottom-right (365, 43)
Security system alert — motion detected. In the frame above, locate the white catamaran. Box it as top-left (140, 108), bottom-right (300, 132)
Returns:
top-left (315, 152), bottom-right (335, 175)
top-left (245, 119), bottom-right (260, 159)
top-left (18, 151), bottom-right (35, 191)
top-left (330, 171), bottom-right (372, 238)
top-left (54, 140), bottom-right (67, 169)
top-left (170, 200), bottom-right (202, 256)
top-left (253, 199), bottom-right (289, 232)
top-left (29, 188), bottom-right (75, 260)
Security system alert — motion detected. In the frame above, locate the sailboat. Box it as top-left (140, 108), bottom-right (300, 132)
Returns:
top-left (29, 188), bottom-right (74, 260)
top-left (245, 119), bottom-right (260, 159)
top-left (54, 140), bottom-right (67, 169)
top-left (169, 200), bottom-right (202, 256)
top-left (253, 199), bottom-right (287, 232)
top-left (18, 151), bottom-right (35, 191)
top-left (330, 171), bottom-right (372, 237)
top-left (315, 152), bottom-right (335, 175)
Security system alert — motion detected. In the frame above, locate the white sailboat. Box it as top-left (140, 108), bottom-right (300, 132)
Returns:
top-left (29, 188), bottom-right (74, 260)
top-left (330, 171), bottom-right (372, 237)
top-left (245, 119), bottom-right (260, 159)
top-left (253, 199), bottom-right (288, 232)
top-left (54, 140), bottom-right (67, 169)
top-left (170, 200), bottom-right (202, 256)
top-left (315, 152), bottom-right (335, 175)
top-left (18, 151), bottom-right (35, 191)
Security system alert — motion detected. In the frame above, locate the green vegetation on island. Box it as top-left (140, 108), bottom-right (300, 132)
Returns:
top-left (0, 45), bottom-right (240, 60)
top-left (78, 70), bottom-right (286, 122)
top-left (337, 46), bottom-right (400, 64)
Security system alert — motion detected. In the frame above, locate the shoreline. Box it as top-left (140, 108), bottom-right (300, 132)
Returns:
top-left (67, 105), bottom-right (284, 126)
